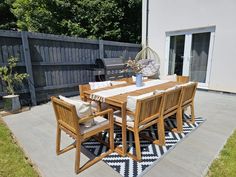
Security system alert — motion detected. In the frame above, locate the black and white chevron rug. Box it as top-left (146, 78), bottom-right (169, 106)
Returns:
top-left (82, 115), bottom-right (205, 177)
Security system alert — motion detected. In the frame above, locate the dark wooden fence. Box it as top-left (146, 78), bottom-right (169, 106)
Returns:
top-left (0, 30), bottom-right (141, 106)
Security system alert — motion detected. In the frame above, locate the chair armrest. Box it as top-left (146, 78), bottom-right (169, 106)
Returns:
top-left (78, 115), bottom-right (96, 124)
top-left (78, 109), bottom-right (113, 124)
top-left (94, 109), bottom-right (113, 118)
top-left (94, 109), bottom-right (114, 125)
top-left (127, 110), bottom-right (135, 116)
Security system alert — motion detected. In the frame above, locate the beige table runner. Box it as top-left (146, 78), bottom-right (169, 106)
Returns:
top-left (90, 79), bottom-right (168, 102)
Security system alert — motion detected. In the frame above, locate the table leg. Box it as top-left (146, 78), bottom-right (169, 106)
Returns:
top-left (121, 103), bottom-right (127, 156)
top-left (114, 103), bottom-right (127, 157)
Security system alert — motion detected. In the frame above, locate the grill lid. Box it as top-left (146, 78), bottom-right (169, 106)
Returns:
top-left (95, 58), bottom-right (125, 70)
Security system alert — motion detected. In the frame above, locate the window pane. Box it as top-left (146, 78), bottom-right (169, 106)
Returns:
top-left (168, 35), bottom-right (185, 75)
top-left (190, 32), bottom-right (210, 83)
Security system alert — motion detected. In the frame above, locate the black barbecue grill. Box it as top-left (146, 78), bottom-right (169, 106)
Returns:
top-left (95, 58), bottom-right (130, 81)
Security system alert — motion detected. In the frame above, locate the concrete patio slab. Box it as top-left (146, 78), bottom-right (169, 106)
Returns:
top-left (3, 90), bottom-right (236, 177)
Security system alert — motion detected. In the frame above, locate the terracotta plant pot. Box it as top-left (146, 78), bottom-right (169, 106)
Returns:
top-left (3, 95), bottom-right (21, 112)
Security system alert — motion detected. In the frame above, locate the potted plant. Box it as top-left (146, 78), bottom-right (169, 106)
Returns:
top-left (124, 58), bottom-right (143, 87)
top-left (0, 56), bottom-right (29, 112)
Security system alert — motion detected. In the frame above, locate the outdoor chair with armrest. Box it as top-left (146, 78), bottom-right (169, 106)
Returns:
top-left (79, 84), bottom-right (91, 102)
top-left (113, 93), bottom-right (165, 161)
top-left (181, 82), bottom-right (198, 124)
top-left (177, 76), bottom-right (189, 83)
top-left (161, 86), bottom-right (183, 135)
top-left (79, 78), bottom-right (129, 111)
top-left (160, 74), bottom-right (189, 83)
top-left (51, 96), bottom-right (114, 174)
top-left (113, 77), bottom-right (132, 83)
top-left (79, 83), bottom-right (109, 112)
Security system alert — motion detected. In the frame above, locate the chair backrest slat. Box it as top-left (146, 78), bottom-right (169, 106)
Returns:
top-left (182, 82), bottom-right (198, 106)
top-left (51, 96), bottom-right (78, 134)
top-left (163, 87), bottom-right (182, 115)
top-left (135, 93), bottom-right (164, 126)
top-left (79, 84), bottom-right (91, 101)
top-left (177, 76), bottom-right (189, 83)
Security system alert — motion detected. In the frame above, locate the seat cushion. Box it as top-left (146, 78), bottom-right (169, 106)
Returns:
top-left (165, 85), bottom-right (181, 92)
top-left (180, 81), bottom-right (194, 87)
top-left (113, 111), bottom-right (134, 127)
top-left (127, 92), bottom-right (154, 112)
top-left (91, 101), bottom-right (108, 111)
top-left (138, 58), bottom-right (160, 77)
top-left (59, 95), bottom-right (92, 118)
top-left (153, 89), bottom-right (165, 95)
top-left (160, 74), bottom-right (177, 81)
top-left (80, 116), bottom-right (109, 134)
top-left (110, 81), bottom-right (127, 86)
top-left (89, 81), bottom-right (111, 90)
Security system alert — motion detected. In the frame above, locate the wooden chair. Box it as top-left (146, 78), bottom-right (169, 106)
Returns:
top-left (114, 93), bottom-right (165, 161)
top-left (162, 86), bottom-right (183, 135)
top-left (79, 78), bottom-right (131, 101)
top-left (160, 74), bottom-right (189, 83)
top-left (109, 77), bottom-right (132, 84)
top-left (116, 77), bottom-right (131, 83)
top-left (181, 82), bottom-right (198, 123)
top-left (177, 76), bottom-right (189, 83)
top-left (79, 84), bottom-right (91, 102)
top-left (79, 79), bottom-right (129, 111)
top-left (51, 96), bottom-right (114, 174)
top-left (125, 77), bottom-right (133, 84)
top-left (79, 84), bottom-right (105, 112)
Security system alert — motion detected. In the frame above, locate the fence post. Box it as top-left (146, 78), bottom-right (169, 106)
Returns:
top-left (99, 39), bottom-right (104, 59)
top-left (21, 31), bottom-right (37, 106)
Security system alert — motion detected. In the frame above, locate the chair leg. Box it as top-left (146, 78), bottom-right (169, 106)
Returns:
top-left (190, 103), bottom-right (195, 124)
top-left (121, 105), bottom-right (127, 156)
top-left (97, 102), bottom-right (102, 112)
top-left (75, 138), bottom-right (81, 174)
top-left (134, 131), bottom-right (141, 161)
top-left (108, 110), bottom-right (114, 151)
top-left (56, 125), bottom-right (61, 155)
top-left (176, 109), bottom-right (183, 132)
top-left (97, 132), bottom-right (103, 140)
top-left (109, 126), bottom-right (114, 151)
top-left (157, 117), bottom-right (165, 145)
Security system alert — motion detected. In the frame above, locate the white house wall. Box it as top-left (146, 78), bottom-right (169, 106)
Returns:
top-left (142, 0), bottom-right (236, 93)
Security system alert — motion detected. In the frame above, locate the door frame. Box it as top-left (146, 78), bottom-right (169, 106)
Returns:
top-left (164, 26), bottom-right (216, 88)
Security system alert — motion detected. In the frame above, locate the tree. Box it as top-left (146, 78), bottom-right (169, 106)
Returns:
top-left (11, 0), bottom-right (141, 43)
top-left (0, 0), bottom-right (17, 30)
top-left (116, 0), bottom-right (142, 43)
top-left (0, 56), bottom-right (29, 95)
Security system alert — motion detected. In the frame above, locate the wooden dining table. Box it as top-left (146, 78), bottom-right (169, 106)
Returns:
top-left (84, 80), bottom-right (180, 157)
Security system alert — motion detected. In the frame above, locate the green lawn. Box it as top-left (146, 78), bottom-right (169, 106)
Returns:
top-left (207, 130), bottom-right (236, 177)
top-left (0, 119), bottom-right (39, 177)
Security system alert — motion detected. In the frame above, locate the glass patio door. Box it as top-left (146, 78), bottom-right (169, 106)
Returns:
top-left (190, 32), bottom-right (210, 83)
top-left (165, 27), bottom-right (215, 87)
top-left (168, 35), bottom-right (185, 76)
